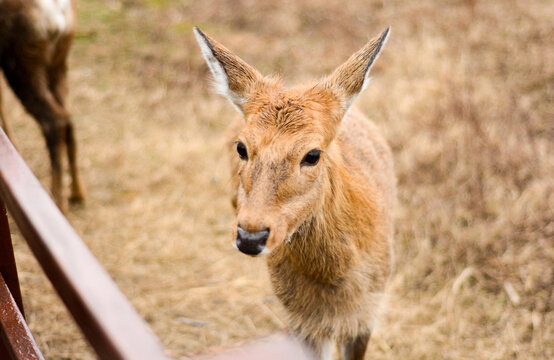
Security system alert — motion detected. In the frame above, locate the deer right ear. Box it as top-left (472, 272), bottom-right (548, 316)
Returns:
top-left (193, 27), bottom-right (262, 114)
top-left (325, 27), bottom-right (390, 113)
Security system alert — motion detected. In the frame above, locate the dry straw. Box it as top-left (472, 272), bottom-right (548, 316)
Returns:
top-left (3, 0), bottom-right (552, 359)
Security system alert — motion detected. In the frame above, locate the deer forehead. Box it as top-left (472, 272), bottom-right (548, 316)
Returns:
top-left (241, 89), bottom-right (341, 146)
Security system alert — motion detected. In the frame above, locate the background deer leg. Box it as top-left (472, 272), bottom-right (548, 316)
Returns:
top-left (49, 37), bottom-right (85, 204)
top-left (3, 60), bottom-right (69, 211)
top-left (65, 121), bottom-right (85, 203)
top-left (340, 333), bottom-right (370, 360)
top-left (43, 122), bottom-right (67, 211)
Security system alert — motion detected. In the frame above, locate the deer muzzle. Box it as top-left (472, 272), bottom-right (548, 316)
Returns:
top-left (236, 226), bottom-right (270, 256)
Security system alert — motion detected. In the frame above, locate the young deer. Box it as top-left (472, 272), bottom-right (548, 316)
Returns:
top-left (0, 0), bottom-right (85, 210)
top-left (194, 27), bottom-right (395, 360)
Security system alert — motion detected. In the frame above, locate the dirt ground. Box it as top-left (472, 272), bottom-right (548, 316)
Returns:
top-left (2, 0), bottom-right (552, 359)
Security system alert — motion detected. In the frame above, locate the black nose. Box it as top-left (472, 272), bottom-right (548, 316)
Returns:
top-left (236, 226), bottom-right (269, 256)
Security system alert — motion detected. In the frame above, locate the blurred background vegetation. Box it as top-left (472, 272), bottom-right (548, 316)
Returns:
top-left (3, 0), bottom-right (552, 358)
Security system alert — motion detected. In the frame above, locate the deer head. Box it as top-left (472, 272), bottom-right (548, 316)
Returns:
top-left (194, 27), bottom-right (389, 256)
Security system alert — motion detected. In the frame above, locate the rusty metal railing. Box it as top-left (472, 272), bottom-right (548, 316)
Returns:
top-left (0, 128), bottom-right (170, 359)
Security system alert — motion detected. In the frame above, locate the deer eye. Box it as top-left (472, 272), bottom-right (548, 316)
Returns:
top-left (236, 142), bottom-right (248, 160)
top-left (301, 149), bottom-right (321, 166)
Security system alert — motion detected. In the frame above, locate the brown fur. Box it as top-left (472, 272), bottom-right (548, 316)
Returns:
top-left (195, 27), bottom-right (395, 360)
top-left (0, 0), bottom-right (85, 211)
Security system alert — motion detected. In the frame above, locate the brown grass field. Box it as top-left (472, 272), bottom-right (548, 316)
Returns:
top-left (2, 0), bottom-right (552, 359)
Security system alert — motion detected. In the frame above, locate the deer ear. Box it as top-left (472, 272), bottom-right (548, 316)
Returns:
top-left (325, 27), bottom-right (390, 111)
top-left (193, 27), bottom-right (262, 114)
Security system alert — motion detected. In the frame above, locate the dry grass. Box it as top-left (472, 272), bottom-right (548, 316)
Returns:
top-left (2, 0), bottom-right (552, 359)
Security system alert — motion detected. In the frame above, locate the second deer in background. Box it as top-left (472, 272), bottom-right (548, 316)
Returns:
top-left (0, 0), bottom-right (85, 211)
top-left (194, 26), bottom-right (396, 360)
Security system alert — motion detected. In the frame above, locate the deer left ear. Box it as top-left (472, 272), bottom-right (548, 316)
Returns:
top-left (193, 27), bottom-right (263, 115)
top-left (325, 27), bottom-right (390, 112)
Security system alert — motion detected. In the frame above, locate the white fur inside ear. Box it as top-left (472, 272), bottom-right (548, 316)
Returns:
top-left (361, 27), bottom-right (390, 92)
top-left (193, 28), bottom-right (244, 114)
